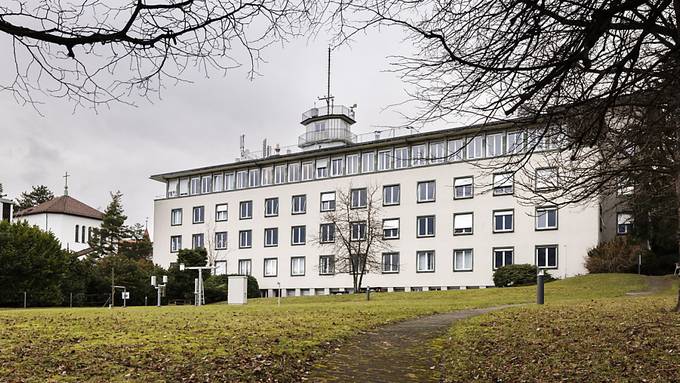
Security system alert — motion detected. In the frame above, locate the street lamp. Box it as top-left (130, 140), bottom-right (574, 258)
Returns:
top-left (151, 275), bottom-right (168, 307)
top-left (179, 263), bottom-right (215, 306)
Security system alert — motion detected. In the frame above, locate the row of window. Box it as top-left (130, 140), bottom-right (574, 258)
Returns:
top-left (169, 171), bottom-right (559, 227)
top-left (225, 245), bottom-right (559, 277)
top-left (74, 224), bottom-right (95, 244)
top-left (169, 207), bottom-right (559, 252)
top-left (166, 129), bottom-right (560, 198)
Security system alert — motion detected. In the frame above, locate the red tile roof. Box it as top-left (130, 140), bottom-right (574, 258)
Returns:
top-left (15, 195), bottom-right (104, 220)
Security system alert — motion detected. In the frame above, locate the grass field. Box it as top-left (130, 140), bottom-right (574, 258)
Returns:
top-left (0, 274), bottom-right (665, 382)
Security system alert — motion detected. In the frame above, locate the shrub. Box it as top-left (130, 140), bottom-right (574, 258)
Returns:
top-left (493, 264), bottom-right (553, 287)
top-left (585, 237), bottom-right (644, 274)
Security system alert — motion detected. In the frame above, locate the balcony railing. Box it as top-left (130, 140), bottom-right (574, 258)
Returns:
top-left (301, 105), bottom-right (355, 122)
top-left (298, 128), bottom-right (357, 147)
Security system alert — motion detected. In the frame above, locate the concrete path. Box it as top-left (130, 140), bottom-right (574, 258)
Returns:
top-left (306, 306), bottom-right (513, 383)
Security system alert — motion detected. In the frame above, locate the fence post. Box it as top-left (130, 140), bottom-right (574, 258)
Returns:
top-left (23, 291), bottom-right (27, 309)
top-left (70, 293), bottom-right (73, 308)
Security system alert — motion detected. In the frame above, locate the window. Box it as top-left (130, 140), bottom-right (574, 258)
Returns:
top-left (236, 171), bottom-right (248, 189)
top-left (171, 208), bottom-right (182, 226)
top-left (361, 152), bottom-right (376, 173)
top-left (224, 173), bottom-right (235, 191)
top-left (190, 177), bottom-right (200, 195)
top-left (213, 174), bottom-right (224, 192)
top-left (201, 176), bottom-right (212, 194)
top-left (291, 257), bottom-right (305, 276)
top-left (167, 179), bottom-right (179, 198)
top-left (215, 204), bottom-right (228, 222)
top-left (75, 224), bottom-right (79, 242)
top-left (351, 188), bottom-right (367, 209)
top-left (179, 177), bottom-right (190, 196)
top-left (320, 223), bottom-right (335, 243)
top-left (238, 259), bottom-right (252, 276)
top-left (454, 213), bottom-right (473, 235)
top-left (263, 258), bottom-right (278, 277)
top-left (417, 181), bottom-right (436, 202)
top-left (249, 169), bottom-right (261, 187)
top-left (493, 210), bottom-right (514, 233)
top-left (536, 245), bottom-right (558, 269)
top-left (301, 162), bottom-right (314, 181)
top-left (448, 139), bottom-right (465, 161)
top-left (617, 213), bottom-right (633, 235)
top-left (287, 163), bottom-right (301, 182)
top-left (377, 149), bottom-right (392, 171)
top-left (617, 179), bottom-right (634, 196)
top-left (330, 157), bottom-right (344, 177)
top-left (536, 207), bottom-right (558, 230)
top-left (291, 225), bottom-right (306, 245)
top-left (493, 248), bottom-right (514, 269)
top-left (319, 255), bottom-right (335, 275)
top-left (239, 230), bottom-right (252, 249)
top-left (264, 198), bottom-right (279, 217)
top-left (192, 206), bottom-right (205, 224)
top-left (416, 251), bottom-right (435, 272)
top-left (292, 195), bottom-right (307, 214)
top-left (382, 252), bottom-right (399, 273)
top-left (467, 136), bottom-right (485, 159)
top-left (261, 167), bottom-right (273, 186)
top-left (351, 222), bottom-right (367, 241)
top-left (454, 249), bottom-right (473, 271)
top-left (453, 177), bottom-right (474, 199)
top-left (383, 185), bottom-right (400, 206)
top-left (316, 158), bottom-right (329, 179)
top-left (264, 228), bottom-right (278, 247)
top-left (411, 144), bottom-right (427, 166)
top-left (383, 218), bottom-right (400, 239)
top-left (239, 201), bottom-right (253, 220)
top-left (215, 232), bottom-right (228, 250)
top-left (320, 192), bottom-right (336, 212)
top-left (536, 167), bottom-right (559, 191)
top-left (416, 215), bottom-right (435, 237)
top-left (429, 141), bottom-right (446, 163)
top-left (493, 173), bottom-right (514, 195)
top-left (486, 133), bottom-right (504, 157)
top-left (507, 131), bottom-right (525, 154)
top-left (81, 226), bottom-right (86, 243)
top-left (192, 233), bottom-right (204, 249)
top-left (346, 154), bottom-right (360, 175)
top-left (170, 235), bottom-right (182, 252)
top-left (274, 165), bottom-right (286, 184)
top-left (394, 147), bottom-right (409, 169)
top-left (215, 260), bottom-right (227, 275)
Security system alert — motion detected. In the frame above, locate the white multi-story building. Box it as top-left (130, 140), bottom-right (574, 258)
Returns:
top-left (152, 103), bottom-right (606, 297)
top-left (14, 194), bottom-right (104, 252)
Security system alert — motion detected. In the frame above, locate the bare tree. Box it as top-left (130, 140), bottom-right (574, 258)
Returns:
top-left (316, 185), bottom-right (391, 292)
top-left (0, 0), bottom-right (316, 108)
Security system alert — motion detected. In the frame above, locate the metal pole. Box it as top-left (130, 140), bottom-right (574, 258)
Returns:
top-left (70, 292), bottom-right (73, 308)
top-left (23, 291), bottom-right (27, 309)
top-left (198, 268), bottom-right (203, 306)
top-left (366, 286), bottom-right (371, 301)
top-left (145, 296), bottom-right (148, 306)
top-left (537, 270), bottom-right (545, 305)
top-left (111, 267), bottom-right (115, 308)
top-left (277, 282), bottom-right (281, 306)
top-left (157, 286), bottom-right (161, 307)
top-left (638, 253), bottom-right (642, 275)
top-left (123, 289), bottom-right (127, 308)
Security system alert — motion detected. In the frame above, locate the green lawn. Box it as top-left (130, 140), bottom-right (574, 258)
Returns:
top-left (0, 274), bottom-right (657, 382)
top-left (437, 276), bottom-right (680, 382)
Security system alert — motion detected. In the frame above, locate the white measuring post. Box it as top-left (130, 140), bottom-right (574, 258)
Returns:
top-left (180, 263), bottom-right (215, 307)
top-left (151, 275), bottom-right (168, 307)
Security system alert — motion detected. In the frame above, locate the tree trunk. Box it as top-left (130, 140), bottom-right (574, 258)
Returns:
top-left (675, 169), bottom-right (680, 312)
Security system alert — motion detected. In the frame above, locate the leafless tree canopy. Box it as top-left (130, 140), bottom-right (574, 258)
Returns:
top-left (0, 0), bottom-right (314, 107)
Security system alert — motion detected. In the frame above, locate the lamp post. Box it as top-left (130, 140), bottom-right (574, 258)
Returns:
top-left (537, 269), bottom-right (545, 305)
top-left (179, 263), bottom-right (215, 306)
top-left (151, 275), bottom-right (168, 307)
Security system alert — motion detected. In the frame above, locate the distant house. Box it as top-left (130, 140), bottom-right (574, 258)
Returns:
top-left (14, 195), bottom-right (104, 252)
top-left (0, 198), bottom-right (13, 223)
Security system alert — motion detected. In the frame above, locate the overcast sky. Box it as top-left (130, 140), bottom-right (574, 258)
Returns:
top-left (0, 28), bottom-right (447, 237)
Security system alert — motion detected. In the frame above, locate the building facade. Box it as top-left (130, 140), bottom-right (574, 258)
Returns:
top-left (152, 105), bottom-right (604, 296)
top-left (0, 198), bottom-right (13, 223)
top-left (14, 195), bottom-right (104, 252)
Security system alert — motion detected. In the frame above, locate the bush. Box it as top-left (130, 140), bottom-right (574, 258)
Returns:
top-left (585, 237), bottom-right (644, 274)
top-left (493, 264), bottom-right (553, 287)
top-left (203, 274), bottom-right (260, 304)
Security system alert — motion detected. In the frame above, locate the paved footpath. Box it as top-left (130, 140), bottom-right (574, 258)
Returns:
top-left (306, 306), bottom-right (514, 383)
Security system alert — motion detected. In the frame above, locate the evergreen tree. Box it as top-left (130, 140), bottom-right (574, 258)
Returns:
top-left (15, 185), bottom-right (54, 210)
top-left (119, 223), bottom-right (153, 261)
top-left (88, 191), bottom-right (127, 257)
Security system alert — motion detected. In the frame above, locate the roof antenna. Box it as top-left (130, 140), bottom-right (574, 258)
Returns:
top-left (317, 46), bottom-right (334, 110)
top-left (63, 171), bottom-right (70, 196)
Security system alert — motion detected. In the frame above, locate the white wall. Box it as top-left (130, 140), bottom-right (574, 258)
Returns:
top-left (19, 213), bottom-right (102, 251)
top-left (153, 158), bottom-right (599, 293)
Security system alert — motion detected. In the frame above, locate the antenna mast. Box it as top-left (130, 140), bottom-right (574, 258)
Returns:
top-left (318, 47), bottom-right (334, 109)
